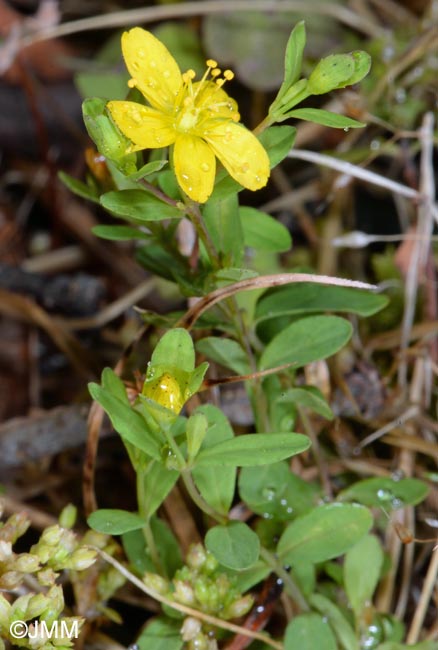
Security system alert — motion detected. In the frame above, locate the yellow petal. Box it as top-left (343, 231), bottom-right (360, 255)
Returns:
top-left (107, 101), bottom-right (176, 150)
top-left (203, 122), bottom-right (270, 191)
top-left (122, 28), bottom-right (182, 112)
top-left (194, 82), bottom-right (240, 121)
top-left (173, 135), bottom-right (216, 203)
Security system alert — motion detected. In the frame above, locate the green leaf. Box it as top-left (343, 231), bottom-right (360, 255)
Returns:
top-left (277, 21), bottom-right (306, 102)
top-left (285, 613), bottom-right (337, 650)
top-left (128, 159), bottom-right (168, 181)
top-left (101, 190), bottom-right (182, 222)
top-left (142, 461), bottom-right (179, 519)
top-left (309, 593), bottom-right (358, 650)
top-left (205, 522), bottom-right (260, 570)
top-left (136, 617), bottom-right (183, 650)
top-left (259, 315), bottom-right (352, 370)
top-left (214, 268), bottom-right (259, 284)
top-left (87, 509), bottom-right (144, 535)
top-left (308, 54), bottom-right (355, 95)
top-left (278, 387), bottom-right (333, 420)
top-left (150, 329), bottom-right (195, 372)
top-left (259, 125), bottom-right (297, 167)
top-left (101, 367), bottom-right (130, 404)
top-left (192, 405), bottom-right (236, 515)
top-left (346, 51), bottom-right (372, 86)
top-left (344, 535), bottom-right (383, 619)
top-left (88, 383), bottom-right (161, 459)
top-left (277, 503), bottom-right (372, 565)
top-left (58, 171), bottom-right (99, 204)
top-left (195, 337), bottom-right (250, 376)
top-left (287, 108), bottom-right (365, 129)
top-left (240, 207), bottom-right (292, 252)
top-left (92, 225), bottom-right (150, 241)
top-left (196, 432), bottom-right (310, 467)
top-left (202, 193), bottom-right (242, 267)
top-left (239, 462), bottom-right (317, 521)
top-left (255, 284), bottom-right (387, 324)
top-left (223, 560), bottom-right (271, 593)
top-left (338, 477), bottom-right (429, 508)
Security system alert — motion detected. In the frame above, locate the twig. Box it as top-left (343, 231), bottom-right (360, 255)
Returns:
top-left (94, 548), bottom-right (283, 650)
top-left (407, 545), bottom-right (438, 643)
top-left (177, 273), bottom-right (376, 329)
top-left (16, 0), bottom-right (381, 49)
top-left (398, 112), bottom-right (436, 387)
top-left (355, 405), bottom-right (419, 450)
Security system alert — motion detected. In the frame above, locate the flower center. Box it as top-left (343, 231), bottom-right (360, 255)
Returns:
top-left (174, 60), bottom-right (236, 133)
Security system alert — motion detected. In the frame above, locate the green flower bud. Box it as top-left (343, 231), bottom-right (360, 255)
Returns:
top-left (27, 594), bottom-right (51, 619)
top-left (194, 576), bottom-right (210, 606)
top-left (10, 593), bottom-right (32, 620)
top-left (203, 552), bottom-right (218, 575)
top-left (67, 547), bottom-right (97, 571)
top-left (173, 580), bottom-right (196, 606)
top-left (188, 633), bottom-right (209, 650)
top-left (181, 616), bottom-right (202, 641)
top-left (14, 554), bottom-right (40, 573)
top-left (224, 594), bottom-right (254, 619)
top-left (143, 572), bottom-right (169, 595)
top-left (40, 526), bottom-right (63, 547)
top-left (0, 540), bottom-right (13, 562)
top-left (0, 594), bottom-right (11, 628)
top-left (186, 544), bottom-right (207, 570)
top-left (59, 504), bottom-right (77, 530)
top-left (0, 571), bottom-right (22, 590)
top-left (37, 568), bottom-right (57, 587)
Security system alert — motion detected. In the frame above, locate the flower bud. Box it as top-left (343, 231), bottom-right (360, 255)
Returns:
top-left (0, 594), bottom-right (11, 628)
top-left (37, 568), bottom-right (57, 587)
top-left (68, 547), bottom-right (97, 571)
top-left (40, 525), bottom-right (63, 547)
top-left (143, 572), bottom-right (169, 595)
top-left (14, 554), bottom-right (40, 573)
top-left (59, 504), bottom-right (77, 529)
top-left (181, 616), bottom-right (202, 641)
top-left (0, 540), bottom-right (13, 562)
top-left (186, 544), bottom-right (207, 570)
top-left (0, 571), bottom-right (22, 590)
top-left (27, 594), bottom-right (51, 619)
top-left (173, 580), bottom-right (196, 606)
top-left (224, 595), bottom-right (254, 619)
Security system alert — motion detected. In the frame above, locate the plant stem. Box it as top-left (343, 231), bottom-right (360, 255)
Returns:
top-left (260, 547), bottom-right (309, 612)
top-left (136, 467), bottom-right (165, 574)
top-left (181, 469), bottom-right (227, 524)
top-left (186, 201), bottom-right (221, 269)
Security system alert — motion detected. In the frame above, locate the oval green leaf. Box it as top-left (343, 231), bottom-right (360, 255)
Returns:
top-left (240, 207), bottom-right (292, 252)
top-left (101, 190), bottom-right (182, 222)
top-left (338, 477), bottom-right (429, 508)
top-left (285, 613), bottom-right (337, 650)
top-left (259, 315), bottom-right (352, 370)
top-left (88, 509), bottom-right (144, 535)
top-left (195, 432), bottom-right (310, 467)
top-left (256, 284), bottom-right (387, 324)
top-left (205, 522), bottom-right (260, 570)
top-left (277, 503), bottom-right (372, 565)
top-left (344, 535), bottom-right (383, 618)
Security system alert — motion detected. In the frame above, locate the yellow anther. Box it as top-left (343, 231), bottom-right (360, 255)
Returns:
top-left (127, 78), bottom-right (136, 88)
top-left (211, 68), bottom-right (221, 78)
top-left (215, 79), bottom-right (225, 88)
top-left (224, 70), bottom-right (234, 81)
top-left (206, 59), bottom-right (218, 68)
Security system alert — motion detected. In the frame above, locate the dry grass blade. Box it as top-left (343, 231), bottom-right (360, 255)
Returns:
top-left (177, 273), bottom-right (376, 329)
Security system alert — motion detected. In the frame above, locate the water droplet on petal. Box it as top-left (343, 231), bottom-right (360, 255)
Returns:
top-left (241, 163), bottom-right (249, 173)
top-left (163, 70), bottom-right (171, 79)
top-left (201, 163), bottom-right (210, 172)
top-left (182, 174), bottom-right (189, 181)
top-left (255, 175), bottom-right (261, 183)
top-left (149, 60), bottom-right (157, 68)
top-left (138, 50), bottom-right (146, 59)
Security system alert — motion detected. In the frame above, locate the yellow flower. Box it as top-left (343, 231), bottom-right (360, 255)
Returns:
top-left (107, 28), bottom-right (270, 203)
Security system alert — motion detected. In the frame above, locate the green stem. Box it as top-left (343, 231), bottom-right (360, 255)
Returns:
top-left (260, 546), bottom-right (309, 612)
top-left (181, 469), bottom-right (227, 525)
top-left (136, 468), bottom-right (165, 574)
top-left (186, 201), bottom-right (221, 269)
